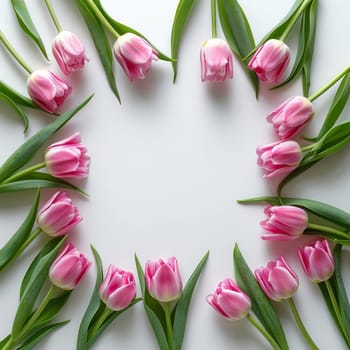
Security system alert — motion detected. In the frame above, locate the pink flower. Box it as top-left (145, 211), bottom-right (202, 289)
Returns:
top-left (248, 39), bottom-right (290, 84)
top-left (45, 132), bottom-right (90, 179)
top-left (261, 205), bottom-right (308, 241)
top-left (49, 243), bottom-right (91, 290)
top-left (200, 38), bottom-right (233, 82)
top-left (206, 278), bottom-right (251, 321)
top-left (145, 256), bottom-right (183, 302)
top-left (37, 191), bottom-right (82, 237)
top-left (52, 31), bottom-right (88, 75)
top-left (113, 33), bottom-right (158, 82)
top-left (99, 265), bottom-right (136, 311)
top-left (267, 96), bottom-right (314, 140)
top-left (255, 256), bottom-right (299, 301)
top-left (298, 240), bottom-right (334, 283)
top-left (27, 70), bottom-right (72, 113)
top-left (256, 140), bottom-right (302, 178)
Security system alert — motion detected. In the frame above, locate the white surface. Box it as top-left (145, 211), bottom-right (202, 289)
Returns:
top-left (0, 1), bottom-right (350, 349)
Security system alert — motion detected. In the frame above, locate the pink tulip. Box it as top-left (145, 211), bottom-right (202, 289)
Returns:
top-left (206, 278), bottom-right (251, 321)
top-left (45, 132), bottom-right (90, 179)
top-left (52, 31), bottom-right (88, 75)
top-left (27, 69), bottom-right (72, 113)
top-left (248, 39), bottom-right (290, 84)
top-left (298, 240), bottom-right (334, 283)
top-left (37, 191), bottom-right (82, 237)
top-left (255, 256), bottom-right (299, 301)
top-left (99, 265), bottom-right (136, 311)
top-left (261, 205), bottom-right (308, 241)
top-left (256, 140), bottom-right (302, 178)
top-left (49, 243), bottom-right (91, 290)
top-left (267, 96), bottom-right (314, 140)
top-left (200, 38), bottom-right (233, 82)
top-left (113, 33), bottom-right (158, 82)
top-left (145, 256), bottom-right (183, 302)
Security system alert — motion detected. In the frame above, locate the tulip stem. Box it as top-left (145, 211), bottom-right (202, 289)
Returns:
top-left (162, 302), bottom-right (173, 348)
top-left (1, 162), bottom-right (46, 184)
top-left (211, 0), bottom-right (217, 38)
top-left (307, 223), bottom-right (350, 240)
top-left (85, 0), bottom-right (120, 38)
top-left (88, 306), bottom-right (112, 343)
top-left (287, 298), bottom-right (319, 350)
top-left (0, 30), bottom-right (33, 74)
top-left (308, 66), bottom-right (350, 102)
top-left (44, 0), bottom-right (63, 32)
top-left (246, 314), bottom-right (282, 350)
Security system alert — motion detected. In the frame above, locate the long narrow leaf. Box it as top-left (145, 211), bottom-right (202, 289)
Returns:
top-left (11, 0), bottom-right (48, 60)
top-left (0, 81), bottom-right (37, 108)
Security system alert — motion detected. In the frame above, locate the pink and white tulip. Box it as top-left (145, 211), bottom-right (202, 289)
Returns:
top-left (99, 265), bottom-right (136, 311)
top-left (145, 256), bottom-right (183, 302)
top-left (113, 33), bottom-right (158, 82)
top-left (27, 70), bottom-right (72, 113)
top-left (261, 205), bottom-right (308, 241)
top-left (45, 132), bottom-right (90, 179)
top-left (37, 191), bottom-right (82, 237)
top-left (206, 278), bottom-right (251, 321)
top-left (248, 39), bottom-right (290, 84)
top-left (256, 140), bottom-right (302, 178)
top-left (200, 38), bottom-right (233, 82)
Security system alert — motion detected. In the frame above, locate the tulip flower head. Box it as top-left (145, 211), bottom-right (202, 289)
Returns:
top-left (298, 239), bottom-right (334, 283)
top-left (99, 265), bottom-right (137, 311)
top-left (248, 39), bottom-right (290, 84)
top-left (113, 33), bottom-right (158, 82)
top-left (145, 256), bottom-right (183, 302)
top-left (49, 243), bottom-right (91, 290)
top-left (255, 256), bottom-right (299, 301)
top-left (261, 205), bottom-right (308, 241)
top-left (200, 38), bottom-right (233, 82)
top-left (37, 191), bottom-right (82, 237)
top-left (256, 140), bottom-right (302, 178)
top-left (52, 31), bottom-right (89, 75)
top-left (27, 69), bottom-right (72, 113)
top-left (267, 96), bottom-right (314, 140)
top-left (206, 278), bottom-right (251, 321)
top-left (45, 132), bottom-right (90, 179)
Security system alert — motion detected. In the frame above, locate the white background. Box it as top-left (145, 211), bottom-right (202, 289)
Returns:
top-left (0, 0), bottom-right (350, 349)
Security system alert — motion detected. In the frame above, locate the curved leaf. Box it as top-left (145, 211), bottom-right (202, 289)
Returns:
top-left (11, 0), bottom-right (48, 60)
top-left (0, 81), bottom-right (37, 108)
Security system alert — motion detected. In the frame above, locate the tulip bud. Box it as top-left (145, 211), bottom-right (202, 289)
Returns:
top-left (206, 278), bottom-right (251, 321)
top-left (27, 70), bottom-right (72, 113)
top-left (256, 140), bottom-right (302, 178)
top-left (200, 38), bottom-right (233, 82)
top-left (145, 256), bottom-right (183, 302)
top-left (113, 33), bottom-right (158, 82)
top-left (49, 243), bottom-right (91, 290)
top-left (255, 256), bottom-right (299, 301)
top-left (37, 191), bottom-right (82, 237)
top-left (261, 205), bottom-right (308, 241)
top-left (45, 132), bottom-right (90, 179)
top-left (99, 265), bottom-right (137, 311)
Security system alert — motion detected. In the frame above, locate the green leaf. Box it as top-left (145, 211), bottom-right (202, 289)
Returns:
top-left (233, 244), bottom-right (289, 350)
top-left (170, 0), bottom-right (198, 82)
top-left (11, 0), bottom-right (49, 60)
top-left (217, 0), bottom-right (258, 96)
top-left (0, 81), bottom-right (38, 108)
top-left (0, 95), bottom-right (93, 184)
top-left (75, 0), bottom-right (120, 103)
top-left (0, 189), bottom-right (40, 272)
top-left (172, 251), bottom-right (209, 350)
top-left (0, 335), bottom-right (11, 349)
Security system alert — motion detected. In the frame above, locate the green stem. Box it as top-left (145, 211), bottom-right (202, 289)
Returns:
top-left (300, 143), bottom-right (315, 152)
top-left (0, 30), bottom-right (33, 74)
top-left (44, 0), bottom-right (63, 32)
top-left (88, 306), bottom-right (112, 342)
top-left (287, 298), bottom-right (319, 350)
top-left (85, 0), bottom-right (120, 38)
top-left (308, 66), bottom-right (350, 102)
top-left (279, 0), bottom-right (313, 41)
top-left (211, 0), bottom-right (217, 38)
top-left (308, 223), bottom-right (350, 240)
top-left (163, 302), bottom-right (173, 349)
top-left (2, 338), bottom-right (15, 350)
top-left (246, 314), bottom-right (282, 350)
top-left (1, 162), bottom-right (46, 184)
